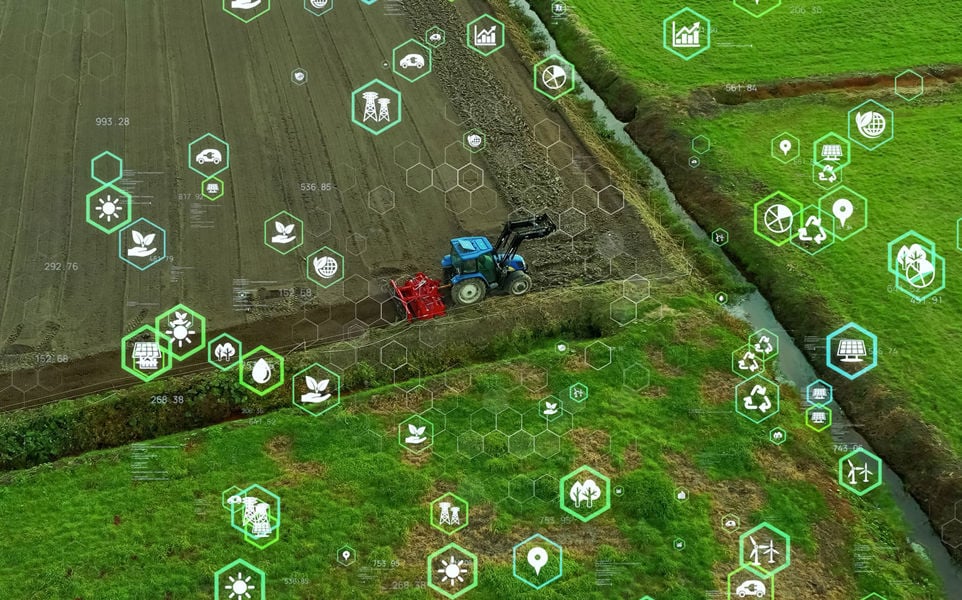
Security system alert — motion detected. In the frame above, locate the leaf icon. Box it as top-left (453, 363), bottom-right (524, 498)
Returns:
top-left (408, 424), bottom-right (426, 436)
top-left (132, 230), bottom-right (144, 245)
top-left (306, 376), bottom-right (318, 391)
top-left (284, 223), bottom-right (295, 235)
top-left (856, 111), bottom-right (872, 128)
top-left (142, 233), bottom-right (156, 246)
top-left (275, 221), bottom-right (286, 233)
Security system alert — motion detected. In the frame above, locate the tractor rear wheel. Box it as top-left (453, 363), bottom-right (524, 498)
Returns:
top-left (506, 272), bottom-right (532, 296)
top-left (452, 279), bottom-right (486, 305)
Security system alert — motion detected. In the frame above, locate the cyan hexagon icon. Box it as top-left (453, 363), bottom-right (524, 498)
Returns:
top-left (848, 99), bottom-right (894, 151)
top-left (513, 533), bottom-right (563, 589)
top-left (825, 322), bottom-right (877, 380)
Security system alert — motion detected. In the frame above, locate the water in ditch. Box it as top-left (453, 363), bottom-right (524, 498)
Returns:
top-left (511, 0), bottom-right (962, 594)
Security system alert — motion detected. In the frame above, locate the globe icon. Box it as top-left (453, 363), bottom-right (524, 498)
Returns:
top-left (313, 255), bottom-right (339, 279)
top-left (856, 111), bottom-right (886, 139)
top-left (763, 203), bottom-right (794, 234)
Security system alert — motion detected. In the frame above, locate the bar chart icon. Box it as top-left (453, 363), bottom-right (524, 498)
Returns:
top-left (671, 20), bottom-right (700, 48)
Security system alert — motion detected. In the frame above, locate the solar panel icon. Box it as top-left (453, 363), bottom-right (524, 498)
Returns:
top-left (821, 144), bottom-right (843, 162)
top-left (836, 338), bottom-right (867, 362)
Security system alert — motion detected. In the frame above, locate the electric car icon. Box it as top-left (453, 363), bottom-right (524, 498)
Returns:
top-left (399, 53), bottom-right (425, 69)
top-left (194, 149), bottom-right (222, 165)
top-left (735, 580), bottom-right (766, 598)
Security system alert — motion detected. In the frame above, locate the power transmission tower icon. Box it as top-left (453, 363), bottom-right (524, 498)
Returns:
top-left (377, 98), bottom-right (392, 122)
top-left (352, 79), bottom-right (402, 135)
top-left (362, 92), bottom-right (379, 123)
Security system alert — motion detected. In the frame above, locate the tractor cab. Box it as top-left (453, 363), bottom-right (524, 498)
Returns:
top-left (440, 213), bottom-right (555, 306)
top-left (442, 237), bottom-right (524, 287)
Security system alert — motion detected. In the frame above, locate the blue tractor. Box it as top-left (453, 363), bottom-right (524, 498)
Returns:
top-left (441, 213), bottom-right (556, 306)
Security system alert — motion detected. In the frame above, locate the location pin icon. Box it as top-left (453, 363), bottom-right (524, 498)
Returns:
top-left (342, 550), bottom-right (351, 561)
top-left (832, 198), bottom-right (853, 227)
top-left (779, 139), bottom-right (792, 155)
top-left (527, 546), bottom-right (548, 576)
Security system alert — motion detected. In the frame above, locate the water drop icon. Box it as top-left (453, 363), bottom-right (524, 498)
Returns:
top-left (252, 358), bottom-right (272, 384)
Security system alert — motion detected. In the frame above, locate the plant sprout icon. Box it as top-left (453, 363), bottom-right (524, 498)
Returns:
top-left (300, 375), bottom-right (331, 403)
top-left (271, 221), bottom-right (296, 244)
top-left (405, 423), bottom-right (427, 444)
top-left (96, 193), bottom-right (125, 221)
top-left (127, 230), bottom-right (157, 257)
top-left (164, 311), bottom-right (196, 348)
top-left (569, 478), bottom-right (601, 509)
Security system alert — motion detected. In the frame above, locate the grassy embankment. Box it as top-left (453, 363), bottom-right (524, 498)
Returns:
top-left (531, 0), bottom-right (962, 561)
top-left (0, 294), bottom-right (941, 598)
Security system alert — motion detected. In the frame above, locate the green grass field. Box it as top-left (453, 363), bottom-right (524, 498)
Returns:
top-left (0, 296), bottom-right (940, 599)
top-left (675, 84), bottom-right (962, 453)
top-left (565, 0), bottom-right (962, 96)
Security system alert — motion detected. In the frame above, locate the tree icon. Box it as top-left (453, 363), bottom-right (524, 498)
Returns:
top-left (569, 478), bottom-right (601, 508)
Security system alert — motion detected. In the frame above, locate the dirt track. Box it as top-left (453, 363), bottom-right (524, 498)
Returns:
top-left (0, 0), bottom-right (674, 408)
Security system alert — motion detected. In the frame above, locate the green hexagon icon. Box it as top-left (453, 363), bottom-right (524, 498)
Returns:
top-left (663, 8), bottom-right (710, 61)
top-left (568, 382), bottom-right (588, 403)
top-left (426, 26), bottom-right (446, 48)
top-left (733, 0), bottom-right (781, 18)
top-left (887, 231), bottom-right (945, 302)
top-left (203, 176), bottom-right (225, 201)
top-left (400, 413), bottom-right (434, 454)
top-left (223, 0), bottom-right (271, 23)
top-left (91, 150), bottom-right (123, 185)
top-left (534, 55), bottom-right (575, 101)
top-left (431, 492), bottom-right (469, 535)
top-left (739, 522), bottom-right (790, 578)
top-left (818, 186), bottom-right (868, 241)
top-left (861, 595), bottom-right (888, 600)
top-left (812, 132), bottom-right (850, 172)
top-left (462, 128), bottom-right (486, 153)
top-left (189, 133), bottom-right (230, 178)
top-left (427, 542), bottom-right (478, 598)
top-left (121, 324), bottom-right (172, 382)
top-left (749, 328), bottom-right (778, 362)
top-left (293, 363), bottom-right (340, 417)
top-left (732, 344), bottom-right (765, 379)
top-left (790, 204), bottom-right (835, 256)
top-left (754, 191), bottom-right (802, 247)
top-left (769, 427), bottom-right (787, 445)
top-left (691, 134), bottom-right (710, 155)
top-left (393, 39), bottom-right (432, 83)
top-left (771, 132), bottom-right (800, 163)
top-left (894, 69), bottom-right (923, 102)
top-left (264, 210), bottom-right (303, 255)
top-left (208, 333), bottom-right (242, 371)
top-left (839, 448), bottom-right (883, 496)
top-left (466, 14), bottom-right (505, 57)
top-left (86, 183), bottom-right (133, 234)
top-left (306, 246), bottom-right (344, 288)
top-left (227, 483), bottom-right (281, 550)
top-left (805, 404), bottom-right (832, 432)
top-left (735, 375), bottom-right (780, 424)
top-left (351, 79), bottom-right (402, 135)
top-left (848, 99), bottom-right (894, 151)
top-left (239, 345), bottom-right (285, 397)
top-left (559, 465), bottom-right (611, 522)
top-left (727, 565), bottom-right (774, 599)
top-left (156, 304), bottom-right (207, 361)
top-left (513, 533), bottom-right (563, 589)
top-left (214, 558), bottom-right (265, 600)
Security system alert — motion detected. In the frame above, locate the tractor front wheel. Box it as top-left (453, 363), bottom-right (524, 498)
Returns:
top-left (506, 272), bottom-right (532, 296)
top-left (452, 279), bottom-right (486, 305)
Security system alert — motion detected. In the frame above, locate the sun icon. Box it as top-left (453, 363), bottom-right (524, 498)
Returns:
top-left (437, 554), bottom-right (469, 587)
top-left (96, 194), bottom-right (125, 222)
top-left (164, 311), bottom-right (196, 348)
top-left (225, 571), bottom-right (256, 599)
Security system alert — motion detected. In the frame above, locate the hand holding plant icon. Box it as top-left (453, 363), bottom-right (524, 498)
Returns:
top-left (300, 375), bottom-right (331, 403)
top-left (271, 221), bottom-right (296, 244)
top-left (405, 423), bottom-right (427, 444)
top-left (127, 230), bottom-right (157, 257)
